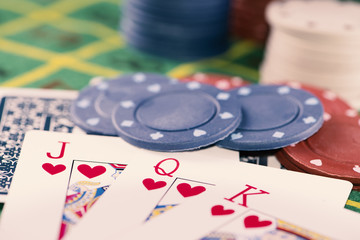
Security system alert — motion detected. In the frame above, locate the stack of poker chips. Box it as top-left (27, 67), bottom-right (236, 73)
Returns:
top-left (71, 72), bottom-right (360, 188)
top-left (71, 72), bottom-right (324, 153)
top-left (230, 0), bottom-right (274, 43)
top-left (70, 73), bottom-right (243, 152)
top-left (121, 0), bottom-right (230, 61)
top-left (260, 0), bottom-right (360, 109)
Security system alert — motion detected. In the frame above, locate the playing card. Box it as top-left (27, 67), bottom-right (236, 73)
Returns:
top-left (65, 145), bottom-right (352, 239)
top-left (0, 130), bottom-right (239, 240)
top-left (118, 180), bottom-right (360, 240)
top-left (0, 88), bottom-right (83, 202)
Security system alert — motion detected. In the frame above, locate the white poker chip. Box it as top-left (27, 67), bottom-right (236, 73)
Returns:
top-left (266, 0), bottom-right (360, 37)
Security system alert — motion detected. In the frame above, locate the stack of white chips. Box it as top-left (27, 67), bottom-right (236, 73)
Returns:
top-left (260, 0), bottom-right (360, 109)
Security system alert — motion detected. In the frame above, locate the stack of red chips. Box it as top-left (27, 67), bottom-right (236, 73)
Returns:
top-left (229, 0), bottom-right (274, 43)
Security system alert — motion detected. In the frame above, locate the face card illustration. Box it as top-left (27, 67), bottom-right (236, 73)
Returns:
top-left (59, 161), bottom-right (126, 239)
top-left (0, 88), bottom-right (83, 202)
top-left (146, 178), bottom-right (213, 221)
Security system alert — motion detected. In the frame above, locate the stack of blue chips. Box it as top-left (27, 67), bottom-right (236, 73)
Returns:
top-left (71, 73), bottom-right (325, 153)
top-left (121, 0), bottom-right (231, 61)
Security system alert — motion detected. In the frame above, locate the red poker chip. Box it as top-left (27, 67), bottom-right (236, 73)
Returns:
top-left (229, 0), bottom-right (274, 43)
top-left (277, 82), bottom-right (360, 185)
top-left (179, 73), bottom-right (250, 90)
top-left (278, 147), bottom-right (360, 191)
top-left (283, 81), bottom-right (358, 118)
top-left (282, 116), bottom-right (360, 184)
top-left (275, 150), bottom-right (306, 173)
top-left (231, 24), bottom-right (269, 41)
top-left (278, 149), bottom-right (360, 190)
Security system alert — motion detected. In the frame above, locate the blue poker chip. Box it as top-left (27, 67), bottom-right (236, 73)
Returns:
top-left (124, 1), bottom-right (229, 24)
top-left (121, 0), bottom-right (230, 60)
top-left (95, 88), bottom-right (134, 118)
top-left (123, 29), bottom-right (228, 61)
top-left (95, 73), bottom-right (178, 118)
top-left (70, 84), bottom-right (117, 135)
top-left (112, 82), bottom-right (242, 151)
top-left (121, 17), bottom-right (228, 41)
top-left (217, 85), bottom-right (324, 151)
top-left (71, 73), bottom-right (177, 135)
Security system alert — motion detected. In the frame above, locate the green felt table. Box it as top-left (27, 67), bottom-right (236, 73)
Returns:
top-left (0, 0), bottom-right (359, 216)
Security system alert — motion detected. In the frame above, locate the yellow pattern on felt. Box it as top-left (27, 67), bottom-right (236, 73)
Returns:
top-left (0, 0), bottom-right (123, 87)
top-left (346, 199), bottom-right (360, 209)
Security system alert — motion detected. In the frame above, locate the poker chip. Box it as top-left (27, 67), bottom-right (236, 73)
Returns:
top-left (71, 73), bottom-right (177, 135)
top-left (217, 85), bottom-right (324, 151)
top-left (121, 0), bottom-right (230, 60)
top-left (278, 149), bottom-right (360, 190)
top-left (94, 73), bottom-right (177, 118)
top-left (95, 87), bottom-right (133, 118)
top-left (282, 81), bottom-right (358, 118)
top-left (280, 116), bottom-right (360, 185)
top-left (70, 83), bottom-right (118, 135)
top-left (261, 0), bottom-right (360, 109)
top-left (179, 73), bottom-right (250, 90)
top-left (230, 0), bottom-right (273, 43)
top-left (274, 82), bottom-right (360, 187)
top-left (266, 0), bottom-right (360, 36)
top-left (275, 149), bottom-right (306, 173)
top-left (112, 82), bottom-right (242, 151)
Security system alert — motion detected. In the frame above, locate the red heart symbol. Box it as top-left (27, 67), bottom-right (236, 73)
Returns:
top-left (244, 215), bottom-right (272, 228)
top-left (42, 163), bottom-right (66, 175)
top-left (211, 205), bottom-right (235, 216)
top-left (143, 178), bottom-right (166, 190)
top-left (177, 183), bottom-right (206, 198)
top-left (77, 164), bottom-right (106, 179)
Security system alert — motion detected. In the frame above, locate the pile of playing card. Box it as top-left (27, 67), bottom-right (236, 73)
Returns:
top-left (0, 86), bottom-right (357, 239)
top-left (0, 127), bottom-right (359, 239)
